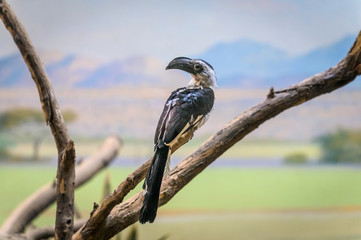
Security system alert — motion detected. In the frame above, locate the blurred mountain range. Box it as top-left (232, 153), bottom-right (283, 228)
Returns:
top-left (0, 34), bottom-right (359, 89)
top-left (197, 35), bottom-right (358, 88)
top-left (1, 35), bottom-right (360, 140)
top-left (0, 53), bottom-right (175, 89)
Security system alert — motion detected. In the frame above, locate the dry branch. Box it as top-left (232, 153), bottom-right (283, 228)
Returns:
top-left (73, 32), bottom-right (361, 240)
top-left (26, 219), bottom-right (87, 240)
top-left (0, 0), bottom-right (75, 238)
top-left (73, 131), bottom-right (195, 239)
top-left (0, 234), bottom-right (28, 240)
top-left (0, 135), bottom-right (122, 234)
top-left (0, 219), bottom-right (87, 240)
top-left (55, 141), bottom-right (76, 240)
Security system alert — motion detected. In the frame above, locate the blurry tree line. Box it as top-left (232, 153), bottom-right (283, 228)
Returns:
top-left (317, 129), bottom-right (361, 163)
top-left (0, 107), bottom-right (360, 164)
top-left (0, 107), bottom-right (76, 161)
top-left (284, 128), bottom-right (361, 164)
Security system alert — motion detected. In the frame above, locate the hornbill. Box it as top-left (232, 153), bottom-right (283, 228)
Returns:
top-left (139, 57), bottom-right (217, 224)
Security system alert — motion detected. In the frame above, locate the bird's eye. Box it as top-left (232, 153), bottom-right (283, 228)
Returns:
top-left (194, 64), bottom-right (202, 71)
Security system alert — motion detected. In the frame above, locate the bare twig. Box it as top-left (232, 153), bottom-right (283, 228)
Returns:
top-left (0, 0), bottom-right (75, 238)
top-left (0, 135), bottom-right (122, 234)
top-left (0, 234), bottom-right (28, 240)
top-left (73, 31), bottom-right (361, 240)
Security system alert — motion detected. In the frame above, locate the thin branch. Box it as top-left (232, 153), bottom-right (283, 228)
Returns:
top-left (73, 131), bottom-right (195, 239)
top-left (0, 219), bottom-right (87, 240)
top-left (0, 135), bottom-right (122, 234)
top-left (26, 219), bottom-right (87, 240)
top-left (0, 1), bottom-right (75, 238)
top-left (73, 31), bottom-right (361, 240)
top-left (0, 234), bottom-right (28, 240)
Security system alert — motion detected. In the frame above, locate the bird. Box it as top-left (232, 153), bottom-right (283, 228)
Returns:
top-left (139, 57), bottom-right (217, 224)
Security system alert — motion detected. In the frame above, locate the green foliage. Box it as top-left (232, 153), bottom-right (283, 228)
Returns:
top-left (317, 129), bottom-right (361, 163)
top-left (0, 108), bottom-right (44, 130)
top-left (2, 167), bottom-right (361, 239)
top-left (0, 135), bottom-right (12, 160)
top-left (283, 152), bottom-right (308, 164)
top-left (0, 108), bottom-right (77, 161)
top-left (0, 108), bottom-right (77, 130)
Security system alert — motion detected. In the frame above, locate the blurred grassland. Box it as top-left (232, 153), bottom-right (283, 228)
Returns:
top-left (1, 167), bottom-right (361, 226)
top-left (2, 139), bottom-right (360, 240)
top-left (137, 212), bottom-right (361, 240)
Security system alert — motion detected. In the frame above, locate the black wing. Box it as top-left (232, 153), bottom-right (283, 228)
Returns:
top-left (154, 87), bottom-right (214, 146)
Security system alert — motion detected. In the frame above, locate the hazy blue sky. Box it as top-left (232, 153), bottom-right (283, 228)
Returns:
top-left (1, 0), bottom-right (360, 62)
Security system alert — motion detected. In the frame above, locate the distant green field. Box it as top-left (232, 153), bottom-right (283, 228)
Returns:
top-left (164, 167), bottom-right (361, 211)
top-left (1, 167), bottom-right (361, 223)
top-left (136, 211), bottom-right (361, 240)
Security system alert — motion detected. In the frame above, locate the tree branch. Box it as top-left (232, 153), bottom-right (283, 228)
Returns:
top-left (26, 219), bottom-right (87, 240)
top-left (0, 135), bottom-right (122, 234)
top-left (55, 140), bottom-right (76, 240)
top-left (73, 131), bottom-right (195, 239)
top-left (0, 1), bottom-right (75, 238)
top-left (0, 219), bottom-right (86, 240)
top-left (0, 234), bottom-right (28, 240)
top-left (73, 31), bottom-right (361, 240)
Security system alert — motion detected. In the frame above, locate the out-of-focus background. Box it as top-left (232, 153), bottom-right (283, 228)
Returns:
top-left (1, 0), bottom-right (361, 239)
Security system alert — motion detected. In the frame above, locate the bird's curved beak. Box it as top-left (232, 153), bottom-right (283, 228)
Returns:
top-left (165, 57), bottom-right (196, 75)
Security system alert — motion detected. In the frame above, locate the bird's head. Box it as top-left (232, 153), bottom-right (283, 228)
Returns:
top-left (166, 57), bottom-right (217, 89)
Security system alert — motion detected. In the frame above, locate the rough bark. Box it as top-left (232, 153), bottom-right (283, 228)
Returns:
top-left (0, 135), bottom-right (122, 234)
top-left (0, 0), bottom-right (75, 238)
top-left (72, 32), bottom-right (361, 240)
top-left (55, 140), bottom-right (76, 240)
top-left (73, 130), bottom-right (195, 239)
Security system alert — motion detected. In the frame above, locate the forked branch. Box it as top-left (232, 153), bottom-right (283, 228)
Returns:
top-left (0, 135), bottom-right (122, 234)
top-left (73, 31), bottom-right (361, 240)
top-left (1, 0), bottom-right (360, 239)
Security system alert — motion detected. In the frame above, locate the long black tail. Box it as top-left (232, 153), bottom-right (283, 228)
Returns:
top-left (139, 146), bottom-right (170, 224)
